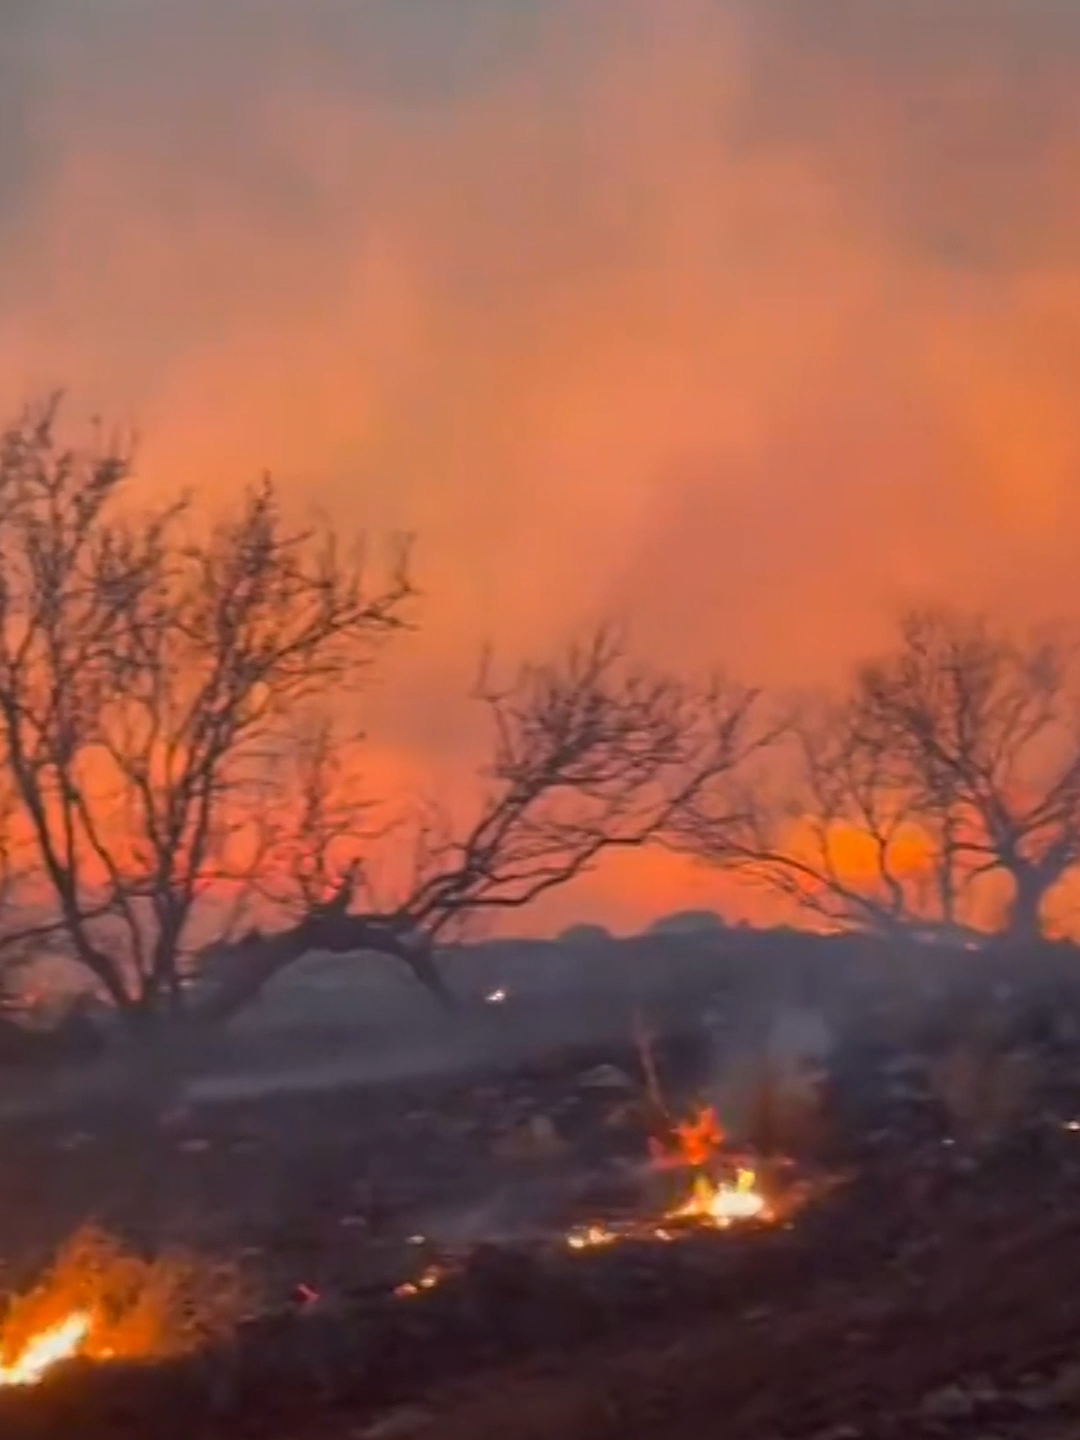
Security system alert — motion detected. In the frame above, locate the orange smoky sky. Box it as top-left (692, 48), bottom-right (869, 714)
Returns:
top-left (2, 0), bottom-right (1080, 932)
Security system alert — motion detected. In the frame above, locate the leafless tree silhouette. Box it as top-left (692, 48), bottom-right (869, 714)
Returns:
top-left (194, 627), bottom-right (769, 1022)
top-left (678, 696), bottom-right (980, 939)
top-left (0, 399), bottom-right (770, 1029)
top-left (0, 397), bottom-right (411, 1023)
top-left (852, 608), bottom-right (1080, 942)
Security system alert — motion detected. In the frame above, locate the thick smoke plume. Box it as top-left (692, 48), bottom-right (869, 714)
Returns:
top-left (2, 0), bottom-right (1078, 926)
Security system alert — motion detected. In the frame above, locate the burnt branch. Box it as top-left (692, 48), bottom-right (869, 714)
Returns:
top-left (189, 629), bottom-right (771, 1022)
top-left (398, 629), bottom-right (764, 931)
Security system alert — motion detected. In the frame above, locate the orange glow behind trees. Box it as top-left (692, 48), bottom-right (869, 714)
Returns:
top-left (3, 1), bottom-right (1080, 940)
top-left (3, 396), bottom-right (1080, 1028)
top-left (0, 399), bottom-right (774, 1017)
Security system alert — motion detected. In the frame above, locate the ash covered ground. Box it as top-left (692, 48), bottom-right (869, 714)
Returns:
top-left (3, 930), bottom-right (1080, 1440)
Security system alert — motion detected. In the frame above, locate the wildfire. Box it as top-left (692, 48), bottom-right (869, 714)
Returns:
top-left (668, 1167), bottom-right (768, 1227)
top-left (648, 1104), bottom-right (727, 1171)
top-left (0, 1311), bottom-right (92, 1388)
top-left (0, 1226), bottom-right (248, 1390)
top-left (565, 1104), bottom-right (773, 1251)
top-left (659, 1106), bottom-right (770, 1226)
top-left (671, 1108), bottom-right (725, 1168)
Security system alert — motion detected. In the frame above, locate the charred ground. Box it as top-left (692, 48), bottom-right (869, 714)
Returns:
top-left (2, 930), bottom-right (1080, 1440)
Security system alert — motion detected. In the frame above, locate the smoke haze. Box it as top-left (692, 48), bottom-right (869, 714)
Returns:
top-left (3, 0), bottom-right (1079, 927)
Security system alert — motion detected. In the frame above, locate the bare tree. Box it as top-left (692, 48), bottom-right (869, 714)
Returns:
top-left (852, 608), bottom-right (1080, 942)
top-left (193, 628), bottom-right (769, 1023)
top-left (722, 699), bottom-right (984, 938)
top-left (0, 398), bottom-right (412, 1024)
top-left (0, 399), bottom-right (771, 1031)
top-left (681, 698), bottom-right (982, 939)
top-left (0, 780), bottom-right (29, 1018)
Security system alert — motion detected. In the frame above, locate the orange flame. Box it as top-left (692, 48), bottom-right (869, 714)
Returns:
top-left (0, 1311), bottom-right (93, 1388)
top-left (649, 1104), bottom-right (725, 1170)
top-left (564, 1100), bottom-right (771, 1251)
top-left (0, 1226), bottom-right (249, 1389)
top-left (673, 1106), bottom-right (724, 1166)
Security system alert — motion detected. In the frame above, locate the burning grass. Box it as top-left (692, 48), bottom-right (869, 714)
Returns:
top-left (564, 1105), bottom-right (783, 1252)
top-left (0, 1225), bottom-right (251, 1388)
top-left (564, 1166), bottom-right (773, 1251)
top-left (669, 1166), bottom-right (768, 1225)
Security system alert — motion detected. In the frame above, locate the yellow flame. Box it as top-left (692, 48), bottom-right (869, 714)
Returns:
top-left (669, 1168), bottom-right (768, 1228)
top-left (0, 1310), bottom-right (91, 1387)
top-left (564, 1167), bottom-right (769, 1252)
top-left (0, 1225), bottom-right (249, 1391)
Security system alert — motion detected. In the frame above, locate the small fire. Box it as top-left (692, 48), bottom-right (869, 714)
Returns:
top-left (0, 1226), bottom-right (248, 1389)
top-left (648, 1104), bottom-right (725, 1170)
top-left (565, 1103), bottom-right (773, 1251)
top-left (0, 1311), bottom-right (92, 1388)
top-left (668, 1168), bottom-right (768, 1228)
top-left (659, 1107), bottom-right (770, 1227)
top-left (672, 1108), bottom-right (725, 1167)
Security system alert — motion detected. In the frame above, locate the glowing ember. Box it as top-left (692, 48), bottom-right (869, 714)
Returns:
top-left (566, 1225), bottom-right (619, 1251)
top-left (0, 1311), bottom-right (92, 1388)
top-left (394, 1264), bottom-right (447, 1298)
top-left (566, 1223), bottom-right (678, 1250)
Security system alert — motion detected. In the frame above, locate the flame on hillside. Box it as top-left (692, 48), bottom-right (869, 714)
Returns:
top-left (0, 1226), bottom-right (249, 1389)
